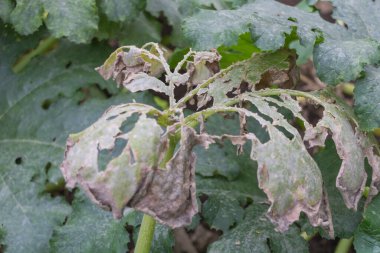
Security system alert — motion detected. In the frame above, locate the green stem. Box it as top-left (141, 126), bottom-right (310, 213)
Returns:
top-left (135, 214), bottom-right (156, 253)
top-left (334, 237), bottom-right (353, 253)
top-left (12, 37), bottom-right (58, 73)
top-left (174, 63), bottom-right (237, 108)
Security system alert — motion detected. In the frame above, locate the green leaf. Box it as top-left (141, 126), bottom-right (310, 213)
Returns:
top-left (0, 28), bottom-right (154, 252)
top-left (332, 0), bottom-right (380, 42)
top-left (354, 66), bottom-right (380, 131)
top-left (0, 0), bottom-right (13, 23)
top-left (207, 204), bottom-right (308, 253)
top-left (50, 191), bottom-right (129, 253)
top-left (183, 0), bottom-right (380, 89)
top-left (10, 0), bottom-right (43, 35)
top-left (0, 141), bottom-right (71, 253)
top-left (183, 0), bottom-right (341, 51)
top-left (314, 140), bottom-right (363, 238)
top-left (196, 115), bottom-right (266, 232)
top-left (201, 192), bottom-right (245, 233)
top-left (313, 39), bottom-right (380, 85)
top-left (99, 0), bottom-right (143, 22)
top-left (217, 33), bottom-right (260, 69)
top-left (42, 0), bottom-right (99, 43)
top-left (354, 195), bottom-right (380, 253)
top-left (195, 142), bottom-right (241, 181)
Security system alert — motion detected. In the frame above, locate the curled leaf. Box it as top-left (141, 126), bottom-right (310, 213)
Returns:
top-left (96, 46), bottom-right (168, 95)
top-left (61, 104), bottom-right (214, 227)
top-left (61, 103), bottom-right (163, 218)
top-left (129, 125), bottom-right (213, 227)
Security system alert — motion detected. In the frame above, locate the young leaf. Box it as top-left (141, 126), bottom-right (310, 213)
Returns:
top-left (96, 46), bottom-right (169, 95)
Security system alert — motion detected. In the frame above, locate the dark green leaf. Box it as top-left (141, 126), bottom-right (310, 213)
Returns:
top-left (354, 66), bottom-right (380, 131)
top-left (207, 204), bottom-right (308, 253)
top-left (354, 195), bottom-right (380, 253)
top-left (10, 0), bottom-right (43, 35)
top-left (99, 0), bottom-right (143, 22)
top-left (50, 191), bottom-right (129, 253)
top-left (314, 39), bottom-right (380, 85)
top-left (0, 0), bottom-right (13, 23)
top-left (42, 0), bottom-right (99, 43)
top-left (314, 140), bottom-right (363, 238)
top-left (0, 141), bottom-right (71, 253)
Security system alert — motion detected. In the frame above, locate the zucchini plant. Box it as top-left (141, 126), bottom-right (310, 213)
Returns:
top-left (0, 0), bottom-right (380, 253)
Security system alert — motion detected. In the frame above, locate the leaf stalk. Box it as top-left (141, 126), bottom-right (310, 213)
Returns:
top-left (134, 214), bottom-right (156, 253)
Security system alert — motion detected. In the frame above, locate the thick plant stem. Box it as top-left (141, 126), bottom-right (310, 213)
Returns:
top-left (12, 37), bottom-right (58, 73)
top-left (334, 237), bottom-right (353, 253)
top-left (135, 214), bottom-right (156, 253)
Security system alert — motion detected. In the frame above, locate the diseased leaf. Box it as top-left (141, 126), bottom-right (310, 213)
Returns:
top-left (50, 191), bottom-right (129, 253)
top-left (124, 73), bottom-right (170, 96)
top-left (42, 0), bottom-right (99, 43)
top-left (61, 102), bottom-right (216, 228)
top-left (304, 92), bottom-right (368, 210)
top-left (208, 204), bottom-right (308, 253)
top-left (129, 125), bottom-right (213, 227)
top-left (96, 46), bottom-right (169, 95)
top-left (354, 195), bottom-right (380, 253)
top-left (197, 102), bottom-right (332, 235)
top-left (202, 50), bottom-right (296, 107)
top-left (61, 104), bottom-right (163, 218)
top-left (354, 66), bottom-right (380, 131)
top-left (187, 50), bottom-right (221, 87)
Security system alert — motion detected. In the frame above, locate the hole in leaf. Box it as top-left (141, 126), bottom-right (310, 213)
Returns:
top-left (288, 17), bottom-right (298, 23)
top-left (97, 138), bottom-right (128, 171)
top-left (65, 61), bottom-right (72, 69)
top-left (275, 125), bottom-right (295, 140)
top-left (41, 99), bottom-right (52, 110)
top-left (15, 157), bottom-right (22, 165)
top-left (120, 113), bottom-right (140, 133)
top-left (246, 116), bottom-right (270, 143)
top-left (44, 162), bottom-right (52, 175)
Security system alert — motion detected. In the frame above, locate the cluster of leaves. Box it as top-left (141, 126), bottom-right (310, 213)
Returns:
top-left (0, 0), bottom-right (248, 45)
top-left (1, 1), bottom-right (380, 253)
